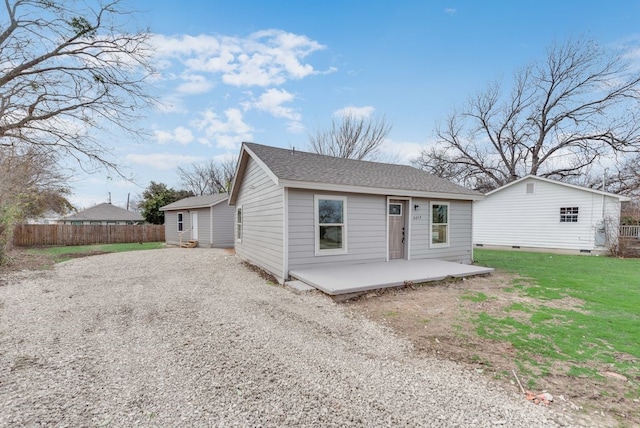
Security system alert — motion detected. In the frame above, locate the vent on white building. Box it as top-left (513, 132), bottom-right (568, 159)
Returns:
top-left (526, 183), bottom-right (535, 194)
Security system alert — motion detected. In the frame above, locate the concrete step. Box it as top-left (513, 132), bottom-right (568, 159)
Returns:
top-left (284, 280), bottom-right (316, 293)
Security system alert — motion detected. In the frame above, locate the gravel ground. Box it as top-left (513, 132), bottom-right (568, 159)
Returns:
top-left (0, 248), bottom-right (579, 427)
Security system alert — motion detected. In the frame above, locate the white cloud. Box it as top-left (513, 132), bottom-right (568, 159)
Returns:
top-left (380, 139), bottom-right (424, 165)
top-left (153, 96), bottom-right (187, 114)
top-left (251, 88), bottom-right (298, 119)
top-left (444, 8), bottom-right (457, 15)
top-left (213, 152), bottom-right (238, 163)
top-left (151, 29), bottom-right (331, 88)
top-left (192, 108), bottom-right (253, 149)
top-left (176, 74), bottom-right (215, 94)
top-left (286, 121), bottom-right (306, 134)
top-left (125, 153), bottom-right (205, 170)
top-left (334, 106), bottom-right (375, 119)
top-left (153, 126), bottom-right (195, 145)
top-left (242, 88), bottom-right (305, 134)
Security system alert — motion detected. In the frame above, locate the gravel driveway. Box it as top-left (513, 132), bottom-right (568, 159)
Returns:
top-left (1, 248), bottom-right (575, 427)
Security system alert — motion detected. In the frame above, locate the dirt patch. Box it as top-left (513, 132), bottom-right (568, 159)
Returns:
top-left (59, 250), bottom-right (110, 259)
top-left (345, 273), bottom-right (639, 426)
top-left (0, 248), bottom-right (55, 274)
top-left (0, 248), bottom-right (109, 275)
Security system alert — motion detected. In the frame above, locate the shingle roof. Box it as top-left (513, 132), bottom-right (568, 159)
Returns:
top-left (160, 193), bottom-right (229, 211)
top-left (242, 142), bottom-right (481, 197)
top-left (61, 203), bottom-right (144, 221)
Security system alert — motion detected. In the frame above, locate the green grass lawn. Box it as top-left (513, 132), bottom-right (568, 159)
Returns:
top-left (27, 242), bottom-right (165, 264)
top-left (473, 249), bottom-right (640, 396)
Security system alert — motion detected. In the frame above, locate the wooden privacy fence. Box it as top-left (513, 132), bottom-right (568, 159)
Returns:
top-left (12, 224), bottom-right (165, 247)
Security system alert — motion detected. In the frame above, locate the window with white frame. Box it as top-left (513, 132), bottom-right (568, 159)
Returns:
top-left (315, 195), bottom-right (347, 254)
top-left (177, 212), bottom-right (184, 231)
top-left (430, 202), bottom-right (449, 247)
top-left (560, 207), bottom-right (578, 223)
top-left (236, 207), bottom-right (243, 241)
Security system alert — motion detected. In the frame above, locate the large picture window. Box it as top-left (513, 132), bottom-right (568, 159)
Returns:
top-left (315, 195), bottom-right (347, 255)
top-left (430, 202), bottom-right (449, 247)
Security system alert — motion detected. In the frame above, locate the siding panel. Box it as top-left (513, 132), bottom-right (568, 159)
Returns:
top-left (212, 203), bottom-right (235, 248)
top-left (473, 178), bottom-right (622, 251)
top-left (164, 210), bottom-right (193, 246)
top-left (410, 199), bottom-right (473, 263)
top-left (287, 190), bottom-right (388, 271)
top-left (235, 157), bottom-right (284, 280)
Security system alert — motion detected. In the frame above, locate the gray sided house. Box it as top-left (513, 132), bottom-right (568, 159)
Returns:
top-left (160, 193), bottom-right (234, 248)
top-left (229, 142), bottom-right (484, 284)
top-left (58, 203), bottom-right (144, 225)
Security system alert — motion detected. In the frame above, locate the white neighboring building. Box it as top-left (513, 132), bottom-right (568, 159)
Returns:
top-left (473, 175), bottom-right (630, 254)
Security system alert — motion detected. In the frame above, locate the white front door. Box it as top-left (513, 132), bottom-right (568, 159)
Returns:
top-left (191, 212), bottom-right (198, 240)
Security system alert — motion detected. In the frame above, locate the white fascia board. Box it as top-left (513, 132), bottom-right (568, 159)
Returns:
top-left (229, 144), bottom-right (281, 205)
top-left (159, 197), bottom-right (229, 211)
top-left (279, 179), bottom-right (484, 201)
top-left (487, 174), bottom-right (631, 201)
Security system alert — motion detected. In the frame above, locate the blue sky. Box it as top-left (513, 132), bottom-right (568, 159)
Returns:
top-left (71, 0), bottom-right (640, 209)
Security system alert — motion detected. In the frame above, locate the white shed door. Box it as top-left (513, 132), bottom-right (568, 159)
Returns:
top-left (191, 212), bottom-right (198, 240)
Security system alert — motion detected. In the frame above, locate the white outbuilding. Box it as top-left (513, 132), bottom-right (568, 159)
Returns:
top-left (473, 175), bottom-right (630, 254)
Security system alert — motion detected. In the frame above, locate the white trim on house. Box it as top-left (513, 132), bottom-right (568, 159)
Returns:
top-left (487, 175), bottom-right (631, 201)
top-left (279, 179), bottom-right (484, 201)
top-left (209, 205), bottom-right (214, 245)
top-left (314, 194), bottom-right (348, 256)
top-left (430, 201), bottom-right (450, 249)
top-left (283, 187), bottom-right (289, 283)
top-left (386, 196), bottom-right (412, 261)
top-left (230, 145), bottom-right (279, 193)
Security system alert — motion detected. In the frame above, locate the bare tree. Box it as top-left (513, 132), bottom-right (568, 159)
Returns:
top-left (0, 147), bottom-right (74, 219)
top-left (0, 0), bottom-right (154, 173)
top-left (599, 155), bottom-right (640, 197)
top-left (414, 38), bottom-right (640, 192)
top-left (308, 113), bottom-right (393, 161)
top-left (0, 146), bottom-right (74, 263)
top-left (176, 159), bottom-right (237, 195)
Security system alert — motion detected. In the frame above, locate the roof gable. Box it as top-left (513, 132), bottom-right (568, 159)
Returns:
top-left (61, 203), bottom-right (144, 221)
top-left (229, 142), bottom-right (482, 204)
top-left (160, 193), bottom-right (229, 211)
top-left (486, 175), bottom-right (631, 201)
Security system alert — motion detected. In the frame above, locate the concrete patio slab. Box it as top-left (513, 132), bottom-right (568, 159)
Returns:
top-left (289, 259), bottom-right (494, 295)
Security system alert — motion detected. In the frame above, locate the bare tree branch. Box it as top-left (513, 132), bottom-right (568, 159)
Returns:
top-left (308, 113), bottom-right (393, 161)
top-left (176, 159), bottom-right (237, 195)
top-left (0, 0), bottom-right (155, 176)
top-left (414, 38), bottom-right (640, 193)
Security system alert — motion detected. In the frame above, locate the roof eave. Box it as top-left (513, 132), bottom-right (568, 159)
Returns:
top-left (229, 143), bottom-right (279, 205)
top-left (487, 174), bottom-right (632, 200)
top-left (160, 197), bottom-right (229, 211)
top-left (278, 179), bottom-right (484, 201)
